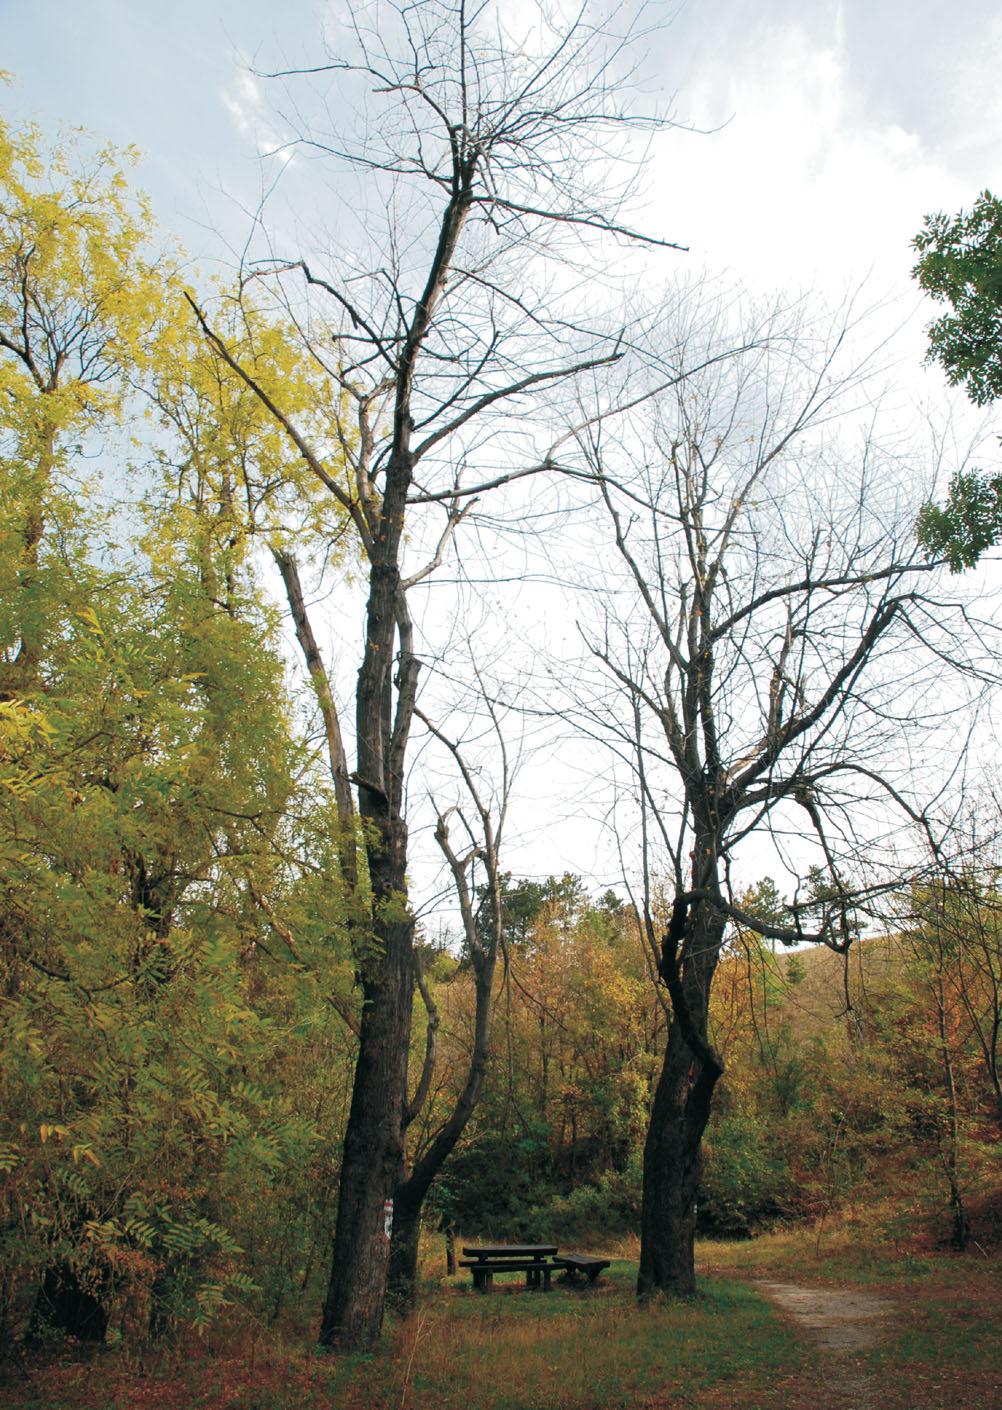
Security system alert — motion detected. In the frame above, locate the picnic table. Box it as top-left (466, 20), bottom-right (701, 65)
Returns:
top-left (459, 1244), bottom-right (558, 1292)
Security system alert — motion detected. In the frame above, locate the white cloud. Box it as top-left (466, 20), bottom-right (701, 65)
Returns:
top-left (648, 15), bottom-right (987, 302)
top-left (220, 68), bottom-right (294, 164)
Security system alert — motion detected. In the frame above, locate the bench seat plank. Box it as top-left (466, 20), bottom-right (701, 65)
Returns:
top-left (460, 1245), bottom-right (556, 1259)
top-left (459, 1269), bottom-right (552, 1280)
top-left (458, 1254), bottom-right (555, 1292)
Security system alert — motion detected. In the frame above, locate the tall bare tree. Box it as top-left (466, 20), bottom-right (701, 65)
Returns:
top-left (387, 691), bottom-right (511, 1305)
top-left (193, 0), bottom-right (683, 1347)
top-left (570, 297), bottom-right (988, 1296)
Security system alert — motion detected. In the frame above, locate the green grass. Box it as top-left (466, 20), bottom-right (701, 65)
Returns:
top-left (865, 1262), bottom-right (1002, 1378)
top-left (5, 1264), bottom-right (806, 1410)
top-left (10, 1223), bottom-right (1002, 1410)
top-left (699, 1217), bottom-right (1002, 1410)
top-left (316, 1266), bottom-right (806, 1410)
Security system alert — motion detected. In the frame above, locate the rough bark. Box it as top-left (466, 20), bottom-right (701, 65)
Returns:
top-left (320, 582), bottom-right (416, 1348)
top-left (319, 905), bottom-right (414, 1345)
top-left (638, 899), bottom-right (725, 1297)
top-left (319, 499), bottom-right (418, 1345)
top-left (385, 1181), bottom-right (423, 1306)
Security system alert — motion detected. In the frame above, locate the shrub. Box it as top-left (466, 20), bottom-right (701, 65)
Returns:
top-left (698, 1115), bottom-right (792, 1236)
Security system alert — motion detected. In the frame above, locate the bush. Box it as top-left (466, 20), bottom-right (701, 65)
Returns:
top-left (427, 1125), bottom-right (559, 1240)
top-left (539, 1157), bottom-right (643, 1243)
top-left (698, 1115), bottom-right (792, 1236)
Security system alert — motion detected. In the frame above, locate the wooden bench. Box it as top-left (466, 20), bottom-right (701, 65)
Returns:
top-left (460, 1244), bottom-right (557, 1293)
top-left (458, 1258), bottom-right (554, 1291)
top-left (551, 1252), bottom-right (610, 1283)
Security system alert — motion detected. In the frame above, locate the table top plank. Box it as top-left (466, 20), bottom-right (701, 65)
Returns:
top-left (461, 1244), bottom-right (558, 1260)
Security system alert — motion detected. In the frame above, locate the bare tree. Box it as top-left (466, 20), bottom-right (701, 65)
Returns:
top-left (387, 689), bottom-right (511, 1304)
top-left (569, 296), bottom-right (989, 1296)
top-left (191, 0), bottom-right (683, 1347)
top-left (903, 802), bottom-right (1002, 1133)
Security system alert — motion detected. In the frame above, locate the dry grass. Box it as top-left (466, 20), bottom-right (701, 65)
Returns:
top-left (5, 1261), bottom-right (802, 1410)
top-left (700, 1188), bottom-right (1002, 1284)
top-left (7, 1216), bottom-right (1001, 1410)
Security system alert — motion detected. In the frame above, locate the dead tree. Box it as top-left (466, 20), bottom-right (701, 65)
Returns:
top-left (570, 296), bottom-right (988, 1296)
top-left (387, 691), bottom-right (512, 1306)
top-left (193, 0), bottom-right (684, 1347)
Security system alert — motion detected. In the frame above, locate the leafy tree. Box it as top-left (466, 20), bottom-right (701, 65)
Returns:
top-left (0, 116), bottom-right (162, 700)
top-left (914, 872), bottom-right (1002, 1131)
top-left (916, 470), bottom-right (1002, 574)
top-left (0, 115), bottom-right (353, 1344)
top-left (913, 192), bottom-right (1002, 405)
top-left (145, 275), bottom-right (365, 909)
top-left (913, 192), bottom-right (1002, 569)
top-left (899, 886), bottom-right (976, 1250)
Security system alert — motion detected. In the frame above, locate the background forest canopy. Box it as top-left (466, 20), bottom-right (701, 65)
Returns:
top-left (1, 0), bottom-right (1001, 1361)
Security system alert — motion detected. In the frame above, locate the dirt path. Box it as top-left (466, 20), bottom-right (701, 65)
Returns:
top-left (754, 1281), bottom-right (896, 1410)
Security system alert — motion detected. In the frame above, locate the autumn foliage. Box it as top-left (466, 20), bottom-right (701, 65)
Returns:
top-left (1, 111), bottom-right (1001, 1372)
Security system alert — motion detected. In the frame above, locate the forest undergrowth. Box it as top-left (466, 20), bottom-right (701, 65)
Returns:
top-left (6, 1200), bottom-right (1001, 1410)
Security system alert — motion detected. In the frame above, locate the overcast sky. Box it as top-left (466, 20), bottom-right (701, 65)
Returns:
top-left (7, 0), bottom-right (1001, 292)
top-left (6, 0), bottom-right (1002, 900)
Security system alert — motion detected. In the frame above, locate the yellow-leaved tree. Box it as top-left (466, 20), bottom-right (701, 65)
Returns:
top-left (0, 113), bottom-right (359, 1345)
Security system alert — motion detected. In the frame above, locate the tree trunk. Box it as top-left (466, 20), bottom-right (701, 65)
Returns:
top-left (638, 902), bottom-right (725, 1297)
top-left (319, 461), bottom-right (417, 1347)
top-left (319, 906), bottom-right (414, 1346)
top-left (384, 760), bottom-right (503, 1310)
top-left (935, 976), bottom-right (969, 1252)
top-left (386, 1179), bottom-right (423, 1307)
top-left (387, 937), bottom-right (496, 1308)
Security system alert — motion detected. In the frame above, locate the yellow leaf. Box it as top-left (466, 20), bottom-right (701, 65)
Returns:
top-left (39, 1123), bottom-right (69, 1144)
top-left (76, 607), bottom-right (103, 635)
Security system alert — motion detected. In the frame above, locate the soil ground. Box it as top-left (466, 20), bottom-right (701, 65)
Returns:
top-left (701, 1224), bottom-right (1002, 1410)
top-left (753, 1281), bottom-right (895, 1410)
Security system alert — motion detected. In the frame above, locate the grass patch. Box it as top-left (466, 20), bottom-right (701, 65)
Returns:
top-left (328, 1269), bottom-right (805, 1410)
top-left (866, 1257), bottom-right (1002, 1378)
top-left (11, 1215), bottom-right (1001, 1410)
top-left (701, 1215), bottom-right (1002, 1410)
top-left (859, 1274), bottom-right (1002, 1410)
top-left (5, 1266), bottom-right (804, 1410)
